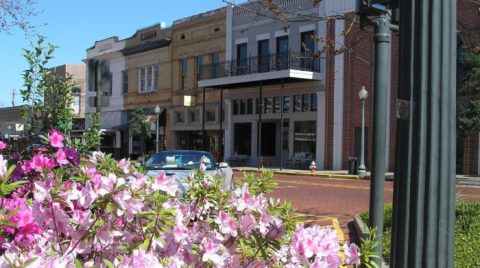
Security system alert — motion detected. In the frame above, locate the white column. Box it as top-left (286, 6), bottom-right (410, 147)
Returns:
top-left (332, 19), bottom-right (345, 170)
top-left (224, 99), bottom-right (233, 159)
top-left (316, 91), bottom-right (326, 170)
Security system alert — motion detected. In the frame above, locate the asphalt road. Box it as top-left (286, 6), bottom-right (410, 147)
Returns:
top-left (234, 171), bottom-right (480, 242)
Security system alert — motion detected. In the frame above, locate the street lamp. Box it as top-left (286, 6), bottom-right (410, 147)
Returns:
top-left (154, 105), bottom-right (161, 153)
top-left (358, 86), bottom-right (368, 177)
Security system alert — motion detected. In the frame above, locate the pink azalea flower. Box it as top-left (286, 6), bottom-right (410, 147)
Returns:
top-left (127, 248), bottom-right (162, 268)
top-left (49, 130), bottom-right (64, 148)
top-left (32, 154), bottom-right (55, 172)
top-left (56, 149), bottom-right (69, 166)
top-left (151, 173), bottom-right (178, 196)
top-left (173, 226), bottom-right (189, 242)
top-left (343, 243), bottom-right (360, 265)
top-left (0, 155), bottom-right (7, 178)
top-left (239, 213), bottom-right (257, 237)
top-left (118, 158), bottom-right (131, 174)
top-left (201, 237), bottom-right (225, 265)
top-left (199, 163), bottom-right (206, 172)
top-left (0, 141), bottom-right (6, 150)
top-left (215, 211), bottom-right (238, 237)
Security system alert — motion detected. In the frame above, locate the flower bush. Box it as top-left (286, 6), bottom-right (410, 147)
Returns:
top-left (0, 130), bottom-right (362, 267)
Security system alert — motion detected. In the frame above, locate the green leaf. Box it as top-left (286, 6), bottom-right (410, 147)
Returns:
top-left (74, 258), bottom-right (82, 268)
top-left (102, 259), bottom-right (115, 268)
top-left (23, 257), bottom-right (38, 267)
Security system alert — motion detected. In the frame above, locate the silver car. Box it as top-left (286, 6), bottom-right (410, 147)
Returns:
top-left (144, 150), bottom-right (234, 192)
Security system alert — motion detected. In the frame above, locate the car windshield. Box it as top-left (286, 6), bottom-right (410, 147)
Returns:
top-left (145, 151), bottom-right (216, 171)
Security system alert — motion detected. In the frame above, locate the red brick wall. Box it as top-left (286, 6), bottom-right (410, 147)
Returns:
top-left (458, 0), bottom-right (480, 174)
top-left (324, 19), bottom-right (336, 170)
top-left (336, 13), bottom-right (399, 171)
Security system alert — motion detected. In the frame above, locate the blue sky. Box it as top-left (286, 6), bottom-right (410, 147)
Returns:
top-left (0, 0), bottom-right (238, 107)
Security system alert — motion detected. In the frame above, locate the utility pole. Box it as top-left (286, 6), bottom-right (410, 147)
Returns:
top-left (11, 89), bottom-right (16, 107)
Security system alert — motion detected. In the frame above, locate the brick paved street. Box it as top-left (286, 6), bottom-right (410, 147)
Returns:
top-left (234, 171), bottom-right (480, 241)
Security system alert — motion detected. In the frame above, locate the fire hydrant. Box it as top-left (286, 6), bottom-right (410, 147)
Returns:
top-left (310, 160), bottom-right (316, 173)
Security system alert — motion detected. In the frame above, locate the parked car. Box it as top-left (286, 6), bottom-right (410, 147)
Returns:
top-left (143, 150), bottom-right (234, 192)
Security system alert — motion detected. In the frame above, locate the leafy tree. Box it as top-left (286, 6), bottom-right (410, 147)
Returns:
top-left (20, 35), bottom-right (77, 137)
top-left (459, 45), bottom-right (480, 136)
top-left (0, 0), bottom-right (38, 33)
top-left (128, 108), bottom-right (150, 138)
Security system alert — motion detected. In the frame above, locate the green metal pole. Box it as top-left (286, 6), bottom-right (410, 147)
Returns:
top-left (390, 0), bottom-right (456, 267)
top-left (369, 17), bottom-right (390, 267)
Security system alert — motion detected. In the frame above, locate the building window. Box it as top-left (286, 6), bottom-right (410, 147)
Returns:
top-left (206, 110), bottom-right (215, 122)
top-left (181, 58), bottom-right (188, 90)
top-left (176, 111), bottom-right (184, 123)
top-left (137, 65), bottom-right (158, 92)
top-left (311, 94), bottom-right (317, 111)
top-left (122, 70), bottom-right (128, 94)
top-left (256, 98), bottom-right (263, 114)
top-left (283, 96), bottom-right (290, 112)
top-left (302, 94), bottom-right (311, 112)
top-left (273, 97), bottom-right (280, 113)
top-left (189, 110), bottom-right (198, 123)
top-left (294, 121), bottom-right (316, 159)
top-left (107, 73), bottom-right (112, 96)
top-left (301, 30), bottom-right (315, 70)
top-left (233, 100), bottom-right (239, 115)
top-left (196, 55), bottom-right (203, 81)
top-left (212, 52), bottom-right (220, 78)
top-left (247, 99), bottom-right (253, 114)
top-left (265, 97), bottom-right (273, 113)
top-left (294, 95), bottom-right (302, 112)
top-left (240, 99), bottom-right (246, 115)
top-left (237, 43), bottom-right (247, 74)
top-left (276, 36), bottom-right (289, 70)
top-left (258, 39), bottom-right (270, 72)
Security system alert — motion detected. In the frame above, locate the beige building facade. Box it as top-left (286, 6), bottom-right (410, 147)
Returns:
top-left (122, 24), bottom-right (172, 156)
top-left (168, 8), bottom-right (226, 159)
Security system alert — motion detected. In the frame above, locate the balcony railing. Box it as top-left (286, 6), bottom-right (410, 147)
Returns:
top-left (199, 52), bottom-right (322, 81)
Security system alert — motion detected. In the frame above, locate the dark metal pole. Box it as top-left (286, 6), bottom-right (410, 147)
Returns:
top-left (202, 87), bottom-right (206, 151)
top-left (257, 81), bottom-right (263, 169)
top-left (390, 0), bottom-right (456, 267)
top-left (368, 17), bottom-right (390, 267)
top-left (280, 79), bottom-right (284, 170)
top-left (219, 87), bottom-right (223, 162)
top-left (155, 113), bottom-right (159, 153)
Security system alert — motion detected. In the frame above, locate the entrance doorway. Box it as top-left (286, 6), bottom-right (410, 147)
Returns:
top-left (234, 123), bottom-right (251, 155)
top-left (261, 122), bottom-right (276, 156)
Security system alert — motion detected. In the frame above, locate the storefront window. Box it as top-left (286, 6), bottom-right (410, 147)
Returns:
top-left (265, 97), bottom-right (273, 113)
top-left (311, 94), bottom-right (317, 111)
top-left (283, 96), bottom-right (290, 112)
top-left (293, 121), bottom-right (316, 159)
top-left (233, 100), bottom-right (238, 115)
top-left (294, 95), bottom-right (302, 112)
top-left (240, 99), bottom-right (246, 115)
top-left (302, 94), bottom-right (311, 112)
top-left (274, 97), bottom-right (280, 113)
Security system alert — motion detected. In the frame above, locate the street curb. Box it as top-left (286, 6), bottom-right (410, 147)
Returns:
top-left (353, 214), bottom-right (369, 241)
top-left (354, 214), bottom-right (390, 268)
top-left (232, 168), bottom-right (363, 180)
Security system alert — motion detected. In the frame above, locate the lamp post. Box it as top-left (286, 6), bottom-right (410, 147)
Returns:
top-left (154, 105), bottom-right (161, 153)
top-left (358, 86), bottom-right (368, 177)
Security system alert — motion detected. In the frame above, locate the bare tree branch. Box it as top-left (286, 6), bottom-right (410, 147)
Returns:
top-left (0, 0), bottom-right (39, 34)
